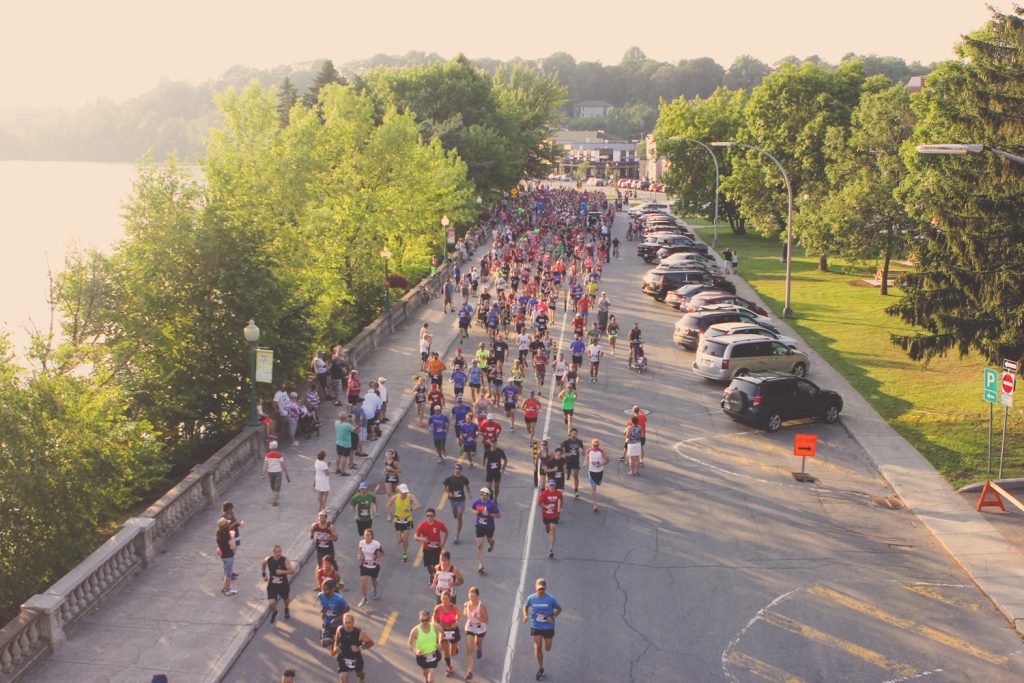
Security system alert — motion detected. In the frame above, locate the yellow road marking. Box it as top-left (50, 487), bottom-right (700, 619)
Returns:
top-left (900, 583), bottom-right (980, 612)
top-left (413, 546), bottom-right (424, 567)
top-left (763, 611), bottom-right (917, 677)
top-left (437, 492), bottom-right (448, 511)
top-left (378, 611), bottom-right (398, 645)
top-left (725, 651), bottom-right (804, 682)
top-left (809, 586), bottom-right (1007, 664)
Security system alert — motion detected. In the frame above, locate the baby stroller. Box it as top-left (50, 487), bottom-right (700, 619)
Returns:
top-left (298, 405), bottom-right (321, 438)
top-left (629, 341), bottom-right (648, 374)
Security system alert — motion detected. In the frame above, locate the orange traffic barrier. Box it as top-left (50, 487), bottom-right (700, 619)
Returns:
top-left (977, 480), bottom-right (1006, 512)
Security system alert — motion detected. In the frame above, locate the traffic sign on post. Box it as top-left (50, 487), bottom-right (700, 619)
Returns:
top-left (1000, 371), bottom-right (1015, 407)
top-left (1003, 359), bottom-right (1019, 374)
top-left (984, 368), bottom-right (999, 404)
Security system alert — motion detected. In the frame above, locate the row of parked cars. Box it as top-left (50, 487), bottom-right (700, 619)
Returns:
top-left (630, 205), bottom-right (844, 432)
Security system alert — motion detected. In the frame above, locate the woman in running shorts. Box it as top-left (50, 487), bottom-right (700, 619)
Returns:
top-left (586, 439), bottom-right (609, 512)
top-left (432, 590), bottom-right (461, 678)
top-left (463, 586), bottom-right (489, 680)
top-left (384, 449), bottom-right (401, 498)
top-left (413, 375), bottom-right (427, 427)
top-left (607, 315), bottom-right (620, 355)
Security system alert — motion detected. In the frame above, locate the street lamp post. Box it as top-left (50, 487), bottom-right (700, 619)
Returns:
top-left (243, 319), bottom-right (261, 427)
top-left (380, 246), bottom-right (393, 312)
top-left (668, 137), bottom-right (720, 248)
top-left (916, 143), bottom-right (1024, 166)
top-left (712, 141), bottom-right (795, 319)
top-left (440, 214), bottom-right (450, 264)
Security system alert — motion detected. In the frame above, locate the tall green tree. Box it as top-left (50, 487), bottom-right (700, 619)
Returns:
top-left (277, 76), bottom-right (299, 127)
top-left (656, 87), bottom-right (747, 233)
top-left (305, 59), bottom-right (346, 108)
top-left (799, 80), bottom-right (920, 294)
top-left (723, 55), bottom-right (771, 92)
top-left (889, 7), bottom-right (1024, 362)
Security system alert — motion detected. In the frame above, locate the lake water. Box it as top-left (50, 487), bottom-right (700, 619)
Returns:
top-left (0, 161), bottom-right (138, 356)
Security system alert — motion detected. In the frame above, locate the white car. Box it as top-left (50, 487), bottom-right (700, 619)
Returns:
top-left (658, 252), bottom-right (720, 271)
top-left (696, 304), bottom-right (778, 332)
top-left (628, 202), bottom-right (670, 218)
top-left (700, 322), bottom-right (799, 349)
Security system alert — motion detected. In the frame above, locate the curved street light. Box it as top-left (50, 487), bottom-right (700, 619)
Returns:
top-left (668, 137), bottom-right (720, 248)
top-left (916, 143), bottom-right (1024, 166)
top-left (380, 246), bottom-right (393, 312)
top-left (243, 319), bottom-right (261, 427)
top-left (712, 141), bottom-right (794, 318)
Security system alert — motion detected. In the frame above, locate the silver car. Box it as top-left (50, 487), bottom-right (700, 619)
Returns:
top-left (692, 334), bottom-right (810, 382)
top-left (701, 322), bottom-right (799, 348)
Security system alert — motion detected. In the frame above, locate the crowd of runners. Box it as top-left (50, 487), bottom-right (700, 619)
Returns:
top-left (232, 183), bottom-right (656, 682)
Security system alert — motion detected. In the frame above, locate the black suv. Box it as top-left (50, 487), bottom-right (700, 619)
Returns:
top-left (642, 268), bottom-right (733, 301)
top-left (673, 309), bottom-right (766, 349)
top-left (638, 235), bottom-right (707, 262)
top-left (720, 371), bottom-right (843, 432)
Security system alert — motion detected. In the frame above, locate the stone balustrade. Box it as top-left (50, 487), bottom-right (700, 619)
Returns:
top-left (0, 226), bottom-right (490, 682)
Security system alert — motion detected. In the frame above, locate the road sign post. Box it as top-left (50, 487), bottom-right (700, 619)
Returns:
top-left (984, 368), bottom-right (999, 474)
top-left (793, 433), bottom-right (817, 482)
top-left (998, 362), bottom-right (1018, 478)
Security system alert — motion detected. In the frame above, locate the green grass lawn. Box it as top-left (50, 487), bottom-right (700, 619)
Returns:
top-left (684, 218), bottom-right (1024, 487)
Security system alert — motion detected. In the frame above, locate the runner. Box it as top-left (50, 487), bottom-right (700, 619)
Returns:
top-left (586, 321), bottom-right (601, 346)
top-left (479, 412), bottom-right (503, 451)
top-left (632, 405), bottom-right (648, 466)
top-left (431, 550), bottom-right (465, 603)
top-left (427, 382), bottom-right (445, 414)
top-left (586, 439), bottom-right (609, 512)
top-left (315, 554), bottom-right (343, 593)
top-left (458, 413), bottom-right (480, 470)
top-left (587, 337), bottom-right (603, 383)
top-left (386, 484), bottom-right (421, 562)
top-left (532, 342), bottom-right (548, 389)
top-left (596, 292), bottom-right (611, 333)
top-left (568, 333), bottom-right (585, 370)
top-left (356, 528), bottom-right (383, 607)
top-left (552, 353), bottom-right (567, 388)
top-left (351, 481), bottom-right (377, 535)
top-left (261, 544), bottom-right (295, 623)
top-left (458, 304), bottom-right (472, 340)
top-left (332, 612), bottom-right (374, 683)
top-left (606, 315), bottom-right (620, 355)
top-left (463, 587), bottom-right (489, 680)
top-left (419, 326), bottom-right (432, 373)
top-left (318, 578), bottom-right (350, 648)
top-left (261, 441), bottom-right (291, 506)
top-left (537, 480), bottom-right (563, 559)
top-left (408, 610), bottom-right (442, 683)
top-left (427, 405), bottom-right (450, 463)
top-left (558, 385), bottom-right (576, 434)
top-left (449, 362), bottom-right (468, 400)
top-left (522, 390), bottom-right (541, 441)
top-left (310, 510), bottom-right (338, 566)
top-left (482, 443), bottom-right (508, 501)
top-left (432, 590), bottom-right (462, 678)
top-left (468, 359), bottom-right (483, 403)
top-left (383, 449), bottom-right (401, 497)
top-left (624, 416), bottom-right (643, 476)
top-left (442, 463), bottom-right (471, 542)
top-left (471, 487), bottom-right (501, 573)
top-left (427, 352), bottom-right (446, 389)
top-left (522, 578), bottom-right (562, 681)
top-left (561, 428), bottom-right (584, 498)
top-left (412, 376), bottom-right (427, 428)
top-left (414, 509), bottom-right (449, 584)
top-left (500, 378), bottom-right (521, 431)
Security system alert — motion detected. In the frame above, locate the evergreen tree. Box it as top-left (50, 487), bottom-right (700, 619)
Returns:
top-left (891, 6), bottom-right (1024, 362)
top-left (304, 59), bottom-right (346, 108)
top-left (277, 76), bottom-right (299, 127)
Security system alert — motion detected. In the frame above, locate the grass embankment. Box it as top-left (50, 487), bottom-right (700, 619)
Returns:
top-left (683, 218), bottom-right (1024, 487)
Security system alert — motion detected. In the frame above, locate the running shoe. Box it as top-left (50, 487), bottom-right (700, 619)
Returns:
top-left (358, 598), bottom-right (368, 607)
top-left (548, 550), bottom-right (554, 559)
top-left (478, 564), bottom-right (484, 573)
top-left (477, 648), bottom-right (483, 660)
top-left (574, 490), bottom-right (580, 499)
top-left (372, 590), bottom-right (380, 600)
top-left (402, 552), bottom-right (408, 562)
top-left (454, 536), bottom-right (460, 545)
top-left (222, 589), bottom-right (238, 596)
top-left (488, 540), bottom-right (495, 552)
top-left (446, 666), bottom-right (454, 677)
top-left (269, 610), bottom-right (277, 623)
top-left (536, 669), bottom-right (545, 680)
top-left (284, 608), bottom-right (290, 619)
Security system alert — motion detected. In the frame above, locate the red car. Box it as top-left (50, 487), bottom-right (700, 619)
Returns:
top-left (683, 293), bottom-right (768, 316)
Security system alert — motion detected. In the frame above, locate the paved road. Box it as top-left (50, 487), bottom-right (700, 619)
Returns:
top-left (226, 209), bottom-right (1024, 682)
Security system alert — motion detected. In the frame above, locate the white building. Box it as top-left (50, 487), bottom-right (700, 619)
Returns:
top-left (573, 100), bottom-right (612, 118)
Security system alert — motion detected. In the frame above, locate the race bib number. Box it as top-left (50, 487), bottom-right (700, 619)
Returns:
top-left (444, 630), bottom-right (456, 640)
top-left (343, 658), bottom-right (357, 668)
top-left (536, 613), bottom-right (549, 623)
top-left (425, 652), bottom-right (438, 663)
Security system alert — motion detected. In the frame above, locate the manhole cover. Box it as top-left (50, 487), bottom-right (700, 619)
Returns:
top-left (870, 496), bottom-right (905, 509)
top-left (622, 407), bottom-right (652, 416)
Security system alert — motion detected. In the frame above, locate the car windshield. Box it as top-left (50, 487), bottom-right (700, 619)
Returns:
top-left (699, 340), bottom-right (727, 357)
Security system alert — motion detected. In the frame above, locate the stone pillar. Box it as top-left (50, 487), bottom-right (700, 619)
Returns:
top-left (196, 462), bottom-right (218, 509)
top-left (21, 594), bottom-right (65, 653)
top-left (125, 517), bottom-right (157, 565)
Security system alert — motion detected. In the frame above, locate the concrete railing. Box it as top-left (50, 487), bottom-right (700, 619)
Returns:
top-left (0, 227), bottom-right (489, 682)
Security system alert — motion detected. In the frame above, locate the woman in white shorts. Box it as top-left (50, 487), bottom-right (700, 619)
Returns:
top-left (462, 586), bottom-right (489, 680)
top-left (586, 439), bottom-right (609, 512)
top-left (314, 450), bottom-right (331, 513)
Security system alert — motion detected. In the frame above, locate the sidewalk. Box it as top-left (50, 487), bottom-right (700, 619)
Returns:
top-left (23, 260), bottom-right (477, 681)
top-left (714, 248), bottom-right (1024, 634)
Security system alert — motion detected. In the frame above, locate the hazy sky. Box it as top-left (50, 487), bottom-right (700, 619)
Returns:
top-left (1, 0), bottom-right (1011, 109)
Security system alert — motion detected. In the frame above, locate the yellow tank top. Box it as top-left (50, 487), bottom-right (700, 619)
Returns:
top-left (415, 622), bottom-right (438, 654)
top-left (395, 495), bottom-right (413, 521)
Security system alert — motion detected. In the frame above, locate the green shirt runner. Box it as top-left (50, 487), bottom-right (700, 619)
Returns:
top-left (351, 491), bottom-right (376, 520)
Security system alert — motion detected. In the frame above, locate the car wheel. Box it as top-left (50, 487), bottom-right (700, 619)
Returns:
top-left (791, 362), bottom-right (807, 377)
top-left (733, 368), bottom-right (749, 378)
top-left (823, 405), bottom-right (840, 423)
top-left (765, 413), bottom-right (782, 432)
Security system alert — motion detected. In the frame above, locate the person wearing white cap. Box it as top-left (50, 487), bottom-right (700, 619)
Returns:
top-left (377, 377), bottom-right (389, 423)
top-left (386, 483), bottom-right (421, 562)
top-left (470, 488), bottom-right (500, 574)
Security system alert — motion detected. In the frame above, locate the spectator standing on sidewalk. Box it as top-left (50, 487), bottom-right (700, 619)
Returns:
top-left (261, 441), bottom-right (291, 506)
top-left (350, 399), bottom-right (367, 459)
top-left (314, 450), bottom-right (331, 512)
top-left (335, 412), bottom-right (356, 475)
top-left (377, 377), bottom-right (390, 423)
top-left (330, 348), bottom-right (350, 405)
top-left (216, 517), bottom-right (238, 596)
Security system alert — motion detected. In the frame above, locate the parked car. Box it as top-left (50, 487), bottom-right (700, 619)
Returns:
top-left (629, 202), bottom-right (670, 218)
top-left (642, 268), bottom-right (723, 301)
top-left (665, 283), bottom-right (733, 309)
top-left (692, 334), bottom-right (809, 382)
top-left (672, 309), bottom-right (769, 349)
top-left (638, 235), bottom-right (706, 262)
top-left (720, 371), bottom-right (843, 432)
top-left (684, 293), bottom-right (768, 316)
top-left (696, 303), bottom-right (778, 332)
top-left (658, 252), bottom-right (720, 270)
top-left (701, 322), bottom-right (798, 348)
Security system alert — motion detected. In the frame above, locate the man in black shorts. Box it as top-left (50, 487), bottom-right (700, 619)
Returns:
top-left (482, 444), bottom-right (508, 500)
top-left (332, 612), bottom-right (374, 682)
top-left (262, 544), bottom-right (295, 623)
top-left (541, 448), bottom-right (566, 493)
top-left (561, 428), bottom-right (584, 499)
top-left (442, 463), bottom-right (471, 543)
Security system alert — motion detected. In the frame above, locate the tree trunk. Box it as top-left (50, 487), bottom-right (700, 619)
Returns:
top-left (818, 255), bottom-right (828, 272)
top-left (880, 246), bottom-right (892, 296)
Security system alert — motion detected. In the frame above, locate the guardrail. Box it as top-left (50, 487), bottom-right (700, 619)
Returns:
top-left (0, 230), bottom-right (485, 682)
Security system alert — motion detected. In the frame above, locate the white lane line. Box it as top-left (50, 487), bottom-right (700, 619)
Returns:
top-left (501, 301), bottom-right (570, 682)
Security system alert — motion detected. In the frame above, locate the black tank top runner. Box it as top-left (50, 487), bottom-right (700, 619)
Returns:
top-left (266, 555), bottom-right (288, 584)
top-left (336, 627), bottom-right (364, 663)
